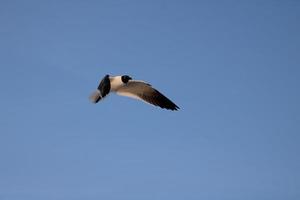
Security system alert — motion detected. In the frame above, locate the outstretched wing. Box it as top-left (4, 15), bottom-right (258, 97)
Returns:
top-left (115, 80), bottom-right (179, 111)
top-left (89, 90), bottom-right (101, 103)
top-left (89, 75), bottom-right (111, 103)
top-left (97, 74), bottom-right (111, 98)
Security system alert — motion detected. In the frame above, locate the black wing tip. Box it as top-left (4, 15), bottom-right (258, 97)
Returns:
top-left (163, 104), bottom-right (180, 111)
top-left (160, 102), bottom-right (180, 111)
top-left (97, 75), bottom-right (111, 98)
top-left (174, 105), bottom-right (180, 111)
top-left (149, 89), bottom-right (180, 111)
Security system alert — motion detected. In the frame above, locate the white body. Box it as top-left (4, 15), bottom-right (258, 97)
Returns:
top-left (109, 76), bottom-right (124, 92)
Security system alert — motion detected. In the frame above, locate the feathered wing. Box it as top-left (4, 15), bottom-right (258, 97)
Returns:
top-left (89, 75), bottom-right (111, 104)
top-left (89, 90), bottom-right (101, 103)
top-left (115, 80), bottom-right (179, 111)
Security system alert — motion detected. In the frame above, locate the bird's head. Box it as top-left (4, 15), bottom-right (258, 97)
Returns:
top-left (121, 75), bottom-right (132, 83)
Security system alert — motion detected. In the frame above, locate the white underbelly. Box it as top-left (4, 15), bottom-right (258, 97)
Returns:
top-left (110, 76), bottom-right (124, 92)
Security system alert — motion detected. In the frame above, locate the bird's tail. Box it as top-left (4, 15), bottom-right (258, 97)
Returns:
top-left (89, 90), bottom-right (102, 103)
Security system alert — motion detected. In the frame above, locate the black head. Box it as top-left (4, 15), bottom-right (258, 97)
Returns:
top-left (121, 75), bottom-right (132, 83)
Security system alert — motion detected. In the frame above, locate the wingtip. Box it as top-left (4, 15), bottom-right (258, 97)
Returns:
top-left (89, 90), bottom-right (101, 103)
top-left (164, 105), bottom-right (180, 111)
top-left (172, 106), bottom-right (180, 111)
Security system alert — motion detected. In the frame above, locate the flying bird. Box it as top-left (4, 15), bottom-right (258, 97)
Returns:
top-left (89, 75), bottom-right (179, 111)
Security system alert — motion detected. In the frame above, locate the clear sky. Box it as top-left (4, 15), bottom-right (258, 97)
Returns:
top-left (0, 1), bottom-right (299, 200)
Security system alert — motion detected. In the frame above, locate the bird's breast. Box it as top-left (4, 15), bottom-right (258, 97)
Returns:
top-left (110, 76), bottom-right (124, 92)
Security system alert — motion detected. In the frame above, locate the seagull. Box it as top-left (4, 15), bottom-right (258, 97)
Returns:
top-left (89, 75), bottom-right (180, 111)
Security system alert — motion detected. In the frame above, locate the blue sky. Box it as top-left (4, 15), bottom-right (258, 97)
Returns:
top-left (0, 1), bottom-right (299, 199)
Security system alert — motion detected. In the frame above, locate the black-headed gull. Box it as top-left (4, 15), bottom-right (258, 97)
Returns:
top-left (89, 75), bottom-right (180, 111)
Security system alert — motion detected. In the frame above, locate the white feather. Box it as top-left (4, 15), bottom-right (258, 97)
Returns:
top-left (109, 76), bottom-right (124, 91)
top-left (116, 91), bottom-right (155, 106)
